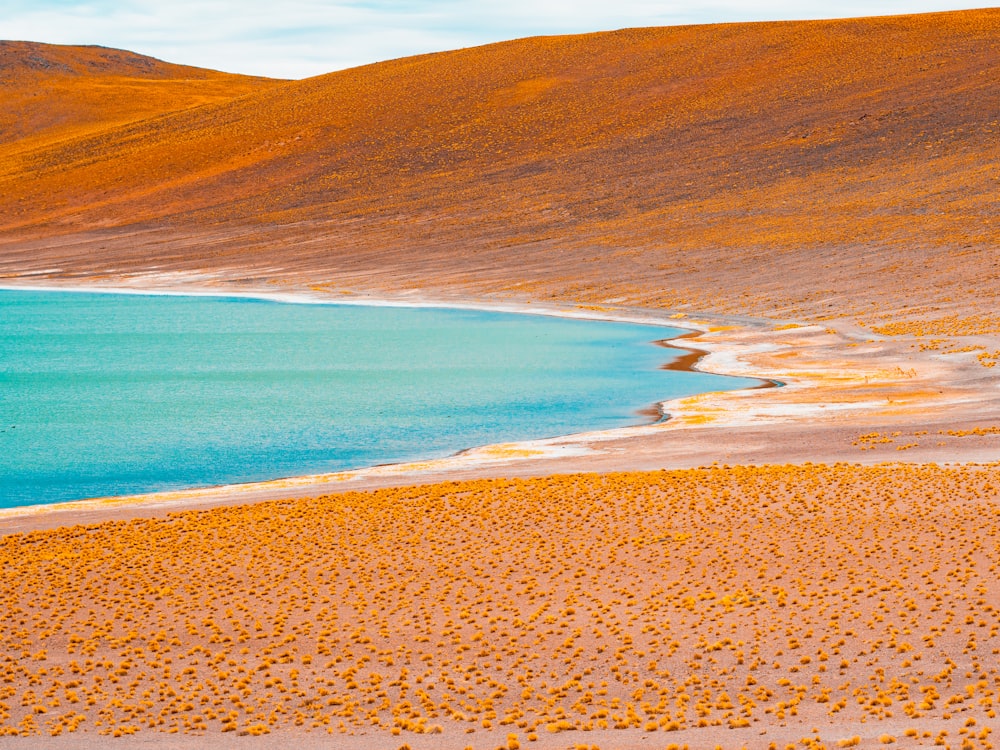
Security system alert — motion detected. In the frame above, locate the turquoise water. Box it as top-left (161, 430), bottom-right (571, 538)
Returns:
top-left (0, 290), bottom-right (757, 507)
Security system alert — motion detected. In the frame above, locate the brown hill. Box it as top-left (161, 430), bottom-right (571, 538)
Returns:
top-left (0, 41), bottom-right (282, 152)
top-left (0, 11), bottom-right (998, 328)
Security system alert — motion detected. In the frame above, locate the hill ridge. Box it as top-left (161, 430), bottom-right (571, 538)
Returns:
top-left (0, 40), bottom-right (282, 154)
top-left (1, 9), bottom-right (998, 325)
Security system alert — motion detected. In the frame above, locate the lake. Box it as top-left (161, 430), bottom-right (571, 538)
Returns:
top-left (0, 290), bottom-right (758, 507)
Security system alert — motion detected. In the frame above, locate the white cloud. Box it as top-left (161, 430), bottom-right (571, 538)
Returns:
top-left (0, 0), bottom-right (988, 78)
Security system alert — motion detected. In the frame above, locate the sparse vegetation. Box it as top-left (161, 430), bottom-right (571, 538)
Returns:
top-left (1, 465), bottom-right (997, 742)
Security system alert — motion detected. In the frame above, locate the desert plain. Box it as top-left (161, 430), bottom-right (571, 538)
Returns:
top-left (0, 9), bottom-right (999, 748)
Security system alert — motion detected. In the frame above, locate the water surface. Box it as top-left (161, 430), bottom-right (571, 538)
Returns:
top-left (0, 290), bottom-right (758, 507)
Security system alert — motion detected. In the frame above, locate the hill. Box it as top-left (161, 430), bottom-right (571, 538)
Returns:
top-left (0, 11), bottom-right (998, 330)
top-left (0, 41), bottom-right (282, 153)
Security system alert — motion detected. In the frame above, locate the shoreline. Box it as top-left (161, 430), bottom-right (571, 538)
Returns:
top-left (0, 281), bottom-right (768, 526)
top-left (0, 280), bottom-right (746, 327)
top-left (641, 333), bottom-right (782, 423)
top-left (3, 276), bottom-right (1000, 532)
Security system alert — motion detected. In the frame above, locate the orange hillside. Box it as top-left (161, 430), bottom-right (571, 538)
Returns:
top-left (0, 42), bottom-right (282, 154)
top-left (0, 10), bottom-right (998, 324)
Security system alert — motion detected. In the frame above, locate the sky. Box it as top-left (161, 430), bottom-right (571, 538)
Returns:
top-left (1, 0), bottom-right (988, 79)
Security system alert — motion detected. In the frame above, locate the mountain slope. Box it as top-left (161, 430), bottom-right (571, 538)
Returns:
top-left (0, 11), bottom-right (997, 324)
top-left (0, 41), bottom-right (282, 153)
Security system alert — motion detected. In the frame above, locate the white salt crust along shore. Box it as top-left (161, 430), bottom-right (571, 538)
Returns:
top-left (1, 276), bottom-right (999, 533)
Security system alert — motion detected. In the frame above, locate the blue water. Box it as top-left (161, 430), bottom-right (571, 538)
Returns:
top-left (0, 290), bottom-right (758, 507)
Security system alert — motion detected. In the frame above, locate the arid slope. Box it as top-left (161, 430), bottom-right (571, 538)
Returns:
top-left (0, 42), bottom-right (282, 154)
top-left (1, 10), bottom-right (998, 327)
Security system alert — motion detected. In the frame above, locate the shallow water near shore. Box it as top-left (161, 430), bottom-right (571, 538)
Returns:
top-left (0, 289), bottom-right (758, 507)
